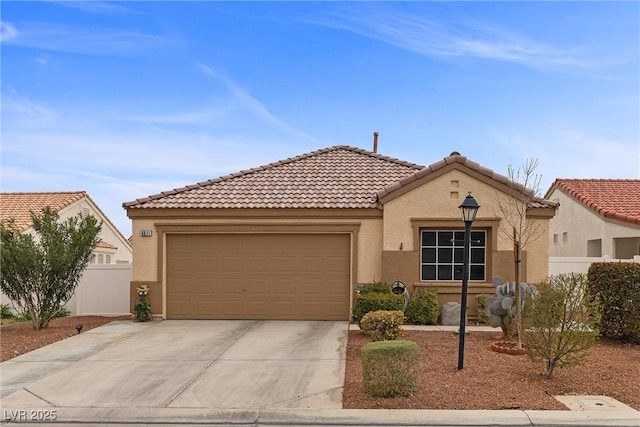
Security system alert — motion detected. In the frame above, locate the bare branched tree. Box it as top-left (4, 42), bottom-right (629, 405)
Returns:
top-left (493, 158), bottom-right (544, 348)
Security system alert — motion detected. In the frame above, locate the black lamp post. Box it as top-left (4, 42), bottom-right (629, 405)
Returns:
top-left (457, 192), bottom-right (480, 370)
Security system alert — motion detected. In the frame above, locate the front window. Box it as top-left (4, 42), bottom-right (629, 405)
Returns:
top-left (420, 230), bottom-right (486, 281)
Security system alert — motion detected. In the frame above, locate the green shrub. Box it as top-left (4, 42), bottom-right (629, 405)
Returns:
top-left (358, 282), bottom-right (391, 294)
top-left (361, 340), bottom-right (419, 397)
top-left (360, 310), bottom-right (404, 341)
top-left (405, 288), bottom-right (438, 325)
top-left (588, 262), bottom-right (640, 344)
top-left (523, 274), bottom-right (600, 379)
top-left (352, 293), bottom-right (404, 322)
top-left (475, 294), bottom-right (490, 324)
top-left (0, 303), bottom-right (15, 319)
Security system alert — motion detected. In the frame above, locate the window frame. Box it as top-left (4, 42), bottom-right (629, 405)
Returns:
top-left (411, 218), bottom-right (497, 284)
top-left (419, 229), bottom-right (487, 282)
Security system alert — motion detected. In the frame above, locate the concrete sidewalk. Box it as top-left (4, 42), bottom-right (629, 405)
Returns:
top-left (1, 321), bottom-right (638, 426)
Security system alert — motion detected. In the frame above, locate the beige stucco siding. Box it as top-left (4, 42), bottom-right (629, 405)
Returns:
top-left (356, 219), bottom-right (383, 283)
top-left (383, 169), bottom-right (514, 251)
top-left (524, 217), bottom-right (551, 283)
top-left (131, 218), bottom-right (158, 281)
top-left (381, 168), bottom-right (552, 285)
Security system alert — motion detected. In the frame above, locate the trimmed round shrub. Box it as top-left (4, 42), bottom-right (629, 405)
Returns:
top-left (405, 288), bottom-right (438, 325)
top-left (352, 293), bottom-right (404, 322)
top-left (358, 282), bottom-right (391, 294)
top-left (361, 340), bottom-right (419, 397)
top-left (360, 310), bottom-right (404, 341)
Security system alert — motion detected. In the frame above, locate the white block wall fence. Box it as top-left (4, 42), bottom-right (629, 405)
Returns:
top-left (549, 255), bottom-right (640, 276)
top-left (1, 264), bottom-right (132, 316)
top-left (65, 264), bottom-right (132, 315)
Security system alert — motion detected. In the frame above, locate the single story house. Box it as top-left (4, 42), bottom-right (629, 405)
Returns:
top-left (0, 191), bottom-right (132, 264)
top-left (546, 179), bottom-right (640, 258)
top-left (124, 145), bottom-right (557, 321)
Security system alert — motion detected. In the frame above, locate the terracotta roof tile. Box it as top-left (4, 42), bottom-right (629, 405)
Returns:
top-left (0, 191), bottom-right (88, 232)
top-left (549, 179), bottom-right (640, 225)
top-left (96, 240), bottom-right (118, 250)
top-left (123, 145), bottom-right (425, 209)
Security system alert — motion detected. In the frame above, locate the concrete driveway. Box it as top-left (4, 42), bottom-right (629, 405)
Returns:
top-left (0, 320), bottom-right (348, 412)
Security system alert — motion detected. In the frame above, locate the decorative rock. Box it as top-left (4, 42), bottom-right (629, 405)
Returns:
top-left (440, 302), bottom-right (465, 326)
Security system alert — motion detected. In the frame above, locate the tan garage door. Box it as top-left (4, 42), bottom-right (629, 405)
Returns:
top-left (166, 233), bottom-right (351, 320)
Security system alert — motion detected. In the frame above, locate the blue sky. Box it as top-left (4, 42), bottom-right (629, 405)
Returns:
top-left (2, 1), bottom-right (639, 236)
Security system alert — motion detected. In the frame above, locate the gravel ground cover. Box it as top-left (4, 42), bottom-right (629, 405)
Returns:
top-left (343, 329), bottom-right (640, 410)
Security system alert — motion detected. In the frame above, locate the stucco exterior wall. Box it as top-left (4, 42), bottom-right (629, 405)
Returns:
top-left (548, 188), bottom-right (640, 258)
top-left (131, 218), bottom-right (158, 281)
top-left (382, 169), bottom-right (518, 252)
top-left (355, 219), bottom-right (383, 283)
top-left (381, 168), bottom-right (552, 286)
top-left (59, 199), bottom-right (132, 264)
top-left (525, 217), bottom-right (551, 283)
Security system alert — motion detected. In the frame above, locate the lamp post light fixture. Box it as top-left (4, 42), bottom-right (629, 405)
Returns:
top-left (457, 192), bottom-right (480, 370)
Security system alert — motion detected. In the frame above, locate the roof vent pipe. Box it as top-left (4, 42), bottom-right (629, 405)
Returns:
top-left (373, 132), bottom-right (379, 153)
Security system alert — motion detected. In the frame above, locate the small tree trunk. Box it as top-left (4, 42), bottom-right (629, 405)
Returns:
top-left (543, 358), bottom-right (558, 379)
top-left (513, 229), bottom-right (522, 349)
top-left (501, 319), bottom-right (514, 340)
top-left (501, 324), bottom-right (508, 339)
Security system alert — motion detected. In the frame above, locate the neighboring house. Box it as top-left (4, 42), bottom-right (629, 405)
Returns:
top-left (124, 146), bottom-right (557, 321)
top-left (0, 191), bottom-right (132, 264)
top-left (545, 179), bottom-right (640, 259)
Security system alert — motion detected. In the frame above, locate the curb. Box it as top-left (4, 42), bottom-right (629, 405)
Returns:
top-left (1, 407), bottom-right (638, 426)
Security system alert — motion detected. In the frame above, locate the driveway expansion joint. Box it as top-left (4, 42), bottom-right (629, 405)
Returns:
top-left (161, 321), bottom-right (259, 408)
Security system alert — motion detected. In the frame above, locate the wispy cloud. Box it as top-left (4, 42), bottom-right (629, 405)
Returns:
top-left (488, 126), bottom-right (639, 189)
top-left (49, 1), bottom-right (139, 15)
top-left (0, 21), bottom-right (178, 56)
top-left (1, 90), bottom-right (57, 126)
top-left (0, 21), bottom-right (18, 42)
top-left (308, 5), bottom-right (598, 71)
top-left (198, 64), bottom-right (316, 142)
top-left (3, 130), bottom-right (222, 177)
top-left (127, 107), bottom-right (234, 126)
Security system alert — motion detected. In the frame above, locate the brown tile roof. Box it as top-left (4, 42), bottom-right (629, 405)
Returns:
top-left (123, 145), bottom-right (425, 209)
top-left (548, 179), bottom-right (640, 225)
top-left (377, 152), bottom-right (557, 210)
top-left (0, 191), bottom-right (88, 232)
